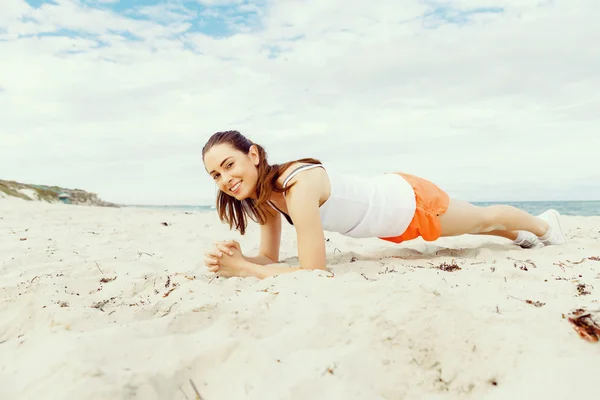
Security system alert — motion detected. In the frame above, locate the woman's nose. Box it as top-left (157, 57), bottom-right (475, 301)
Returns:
top-left (221, 172), bottom-right (232, 184)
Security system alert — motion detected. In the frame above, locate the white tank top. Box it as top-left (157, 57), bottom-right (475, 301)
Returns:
top-left (269, 164), bottom-right (416, 238)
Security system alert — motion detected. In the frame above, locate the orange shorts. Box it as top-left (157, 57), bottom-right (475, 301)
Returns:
top-left (379, 172), bottom-right (450, 244)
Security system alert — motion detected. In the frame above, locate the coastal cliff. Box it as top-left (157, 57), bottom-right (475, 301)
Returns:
top-left (0, 179), bottom-right (119, 207)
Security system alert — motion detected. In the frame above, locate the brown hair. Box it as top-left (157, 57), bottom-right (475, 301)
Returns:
top-left (202, 130), bottom-right (321, 235)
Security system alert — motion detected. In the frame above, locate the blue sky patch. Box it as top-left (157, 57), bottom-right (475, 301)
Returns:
top-left (422, 3), bottom-right (504, 28)
top-left (21, 0), bottom-right (265, 39)
top-left (96, 0), bottom-right (263, 37)
top-left (24, 0), bottom-right (50, 8)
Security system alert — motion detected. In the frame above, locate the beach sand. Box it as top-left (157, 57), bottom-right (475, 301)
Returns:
top-left (1, 198), bottom-right (599, 400)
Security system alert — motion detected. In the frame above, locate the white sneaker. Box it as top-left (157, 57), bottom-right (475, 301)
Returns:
top-left (537, 209), bottom-right (567, 246)
top-left (513, 231), bottom-right (539, 249)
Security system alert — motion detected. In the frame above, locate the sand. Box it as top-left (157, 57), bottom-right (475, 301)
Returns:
top-left (1, 198), bottom-right (599, 400)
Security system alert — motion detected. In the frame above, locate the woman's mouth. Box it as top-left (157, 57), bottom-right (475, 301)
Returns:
top-left (230, 181), bottom-right (242, 195)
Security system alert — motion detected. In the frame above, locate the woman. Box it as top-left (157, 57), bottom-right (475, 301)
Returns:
top-left (202, 130), bottom-right (567, 280)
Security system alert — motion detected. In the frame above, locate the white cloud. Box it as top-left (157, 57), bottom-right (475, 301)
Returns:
top-left (0, 0), bottom-right (598, 205)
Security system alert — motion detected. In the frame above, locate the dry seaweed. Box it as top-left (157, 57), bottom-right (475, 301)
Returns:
top-left (163, 283), bottom-right (179, 298)
top-left (576, 283), bottom-right (591, 296)
top-left (509, 258), bottom-right (536, 271)
top-left (553, 261), bottom-right (567, 272)
top-left (566, 309), bottom-right (600, 342)
top-left (437, 261), bottom-right (461, 272)
top-left (378, 266), bottom-right (398, 274)
top-left (91, 298), bottom-right (115, 311)
top-left (525, 300), bottom-right (546, 307)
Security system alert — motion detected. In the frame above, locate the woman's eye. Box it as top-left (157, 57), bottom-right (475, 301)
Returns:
top-left (227, 162), bottom-right (233, 168)
top-left (213, 174), bottom-right (220, 180)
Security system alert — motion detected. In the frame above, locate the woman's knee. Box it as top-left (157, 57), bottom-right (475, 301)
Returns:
top-left (477, 205), bottom-right (510, 232)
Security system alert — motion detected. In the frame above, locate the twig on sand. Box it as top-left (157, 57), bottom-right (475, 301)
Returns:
top-left (136, 251), bottom-right (154, 261)
top-left (161, 302), bottom-right (178, 317)
top-left (507, 294), bottom-right (545, 307)
top-left (179, 386), bottom-right (190, 400)
top-left (568, 258), bottom-right (588, 265)
top-left (553, 261), bottom-right (567, 272)
top-left (95, 262), bottom-right (104, 275)
top-left (208, 273), bottom-right (218, 283)
top-left (189, 379), bottom-right (204, 400)
top-left (360, 273), bottom-right (376, 281)
top-left (333, 248), bottom-right (342, 263)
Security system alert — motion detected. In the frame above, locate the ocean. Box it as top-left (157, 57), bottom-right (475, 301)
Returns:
top-left (132, 201), bottom-right (600, 217)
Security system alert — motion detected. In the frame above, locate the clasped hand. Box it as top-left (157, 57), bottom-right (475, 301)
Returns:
top-left (203, 239), bottom-right (246, 278)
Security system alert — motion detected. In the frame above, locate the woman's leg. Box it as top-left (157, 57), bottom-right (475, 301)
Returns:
top-left (438, 199), bottom-right (563, 239)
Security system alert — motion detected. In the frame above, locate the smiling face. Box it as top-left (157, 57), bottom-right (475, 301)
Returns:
top-left (203, 142), bottom-right (261, 200)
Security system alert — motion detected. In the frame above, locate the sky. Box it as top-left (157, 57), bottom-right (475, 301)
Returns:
top-left (1, 0), bottom-right (599, 205)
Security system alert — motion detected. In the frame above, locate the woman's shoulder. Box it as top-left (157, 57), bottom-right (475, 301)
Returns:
top-left (276, 161), bottom-right (326, 189)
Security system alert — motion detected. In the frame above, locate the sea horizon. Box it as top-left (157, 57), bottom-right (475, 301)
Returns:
top-left (125, 200), bottom-right (600, 217)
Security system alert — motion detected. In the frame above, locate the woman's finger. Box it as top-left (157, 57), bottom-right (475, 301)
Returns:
top-left (215, 242), bottom-right (234, 256)
top-left (227, 239), bottom-right (241, 250)
top-left (205, 250), bottom-right (223, 258)
top-left (204, 252), bottom-right (220, 261)
top-left (204, 256), bottom-right (219, 266)
top-left (214, 241), bottom-right (232, 250)
top-left (208, 265), bottom-right (219, 272)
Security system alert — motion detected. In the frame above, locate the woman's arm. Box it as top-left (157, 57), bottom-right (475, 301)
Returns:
top-left (216, 207), bottom-right (282, 265)
top-left (212, 168), bottom-right (328, 279)
top-left (232, 170), bottom-right (328, 279)
top-left (244, 255), bottom-right (278, 265)
top-left (239, 260), bottom-right (304, 279)
top-left (284, 170), bottom-right (328, 271)
top-left (246, 206), bottom-right (282, 265)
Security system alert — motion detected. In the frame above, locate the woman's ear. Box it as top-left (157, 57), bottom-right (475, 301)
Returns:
top-left (249, 145), bottom-right (260, 166)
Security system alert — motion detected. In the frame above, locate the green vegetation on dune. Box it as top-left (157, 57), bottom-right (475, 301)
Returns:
top-left (0, 179), bottom-right (119, 207)
top-left (0, 181), bottom-right (31, 200)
